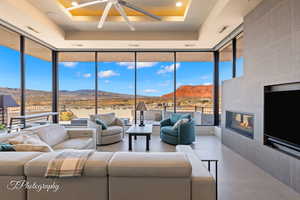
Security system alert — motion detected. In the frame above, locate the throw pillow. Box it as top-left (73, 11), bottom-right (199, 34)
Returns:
top-left (33, 124), bottom-right (69, 147)
top-left (8, 133), bottom-right (54, 152)
top-left (95, 119), bottom-right (108, 130)
top-left (98, 113), bottom-right (116, 126)
top-left (12, 144), bottom-right (53, 152)
top-left (8, 133), bottom-right (41, 145)
top-left (172, 119), bottom-right (189, 130)
top-left (0, 143), bottom-right (15, 151)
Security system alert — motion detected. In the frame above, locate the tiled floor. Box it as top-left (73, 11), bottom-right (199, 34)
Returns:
top-left (98, 135), bottom-right (300, 200)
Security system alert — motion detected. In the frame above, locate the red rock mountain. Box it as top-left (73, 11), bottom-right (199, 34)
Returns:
top-left (162, 85), bottom-right (213, 98)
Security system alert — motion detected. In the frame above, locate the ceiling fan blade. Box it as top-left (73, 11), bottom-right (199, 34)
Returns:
top-left (118, 0), bottom-right (161, 21)
top-left (67, 0), bottom-right (108, 11)
top-left (98, 1), bottom-right (113, 29)
top-left (114, 3), bottom-right (135, 31)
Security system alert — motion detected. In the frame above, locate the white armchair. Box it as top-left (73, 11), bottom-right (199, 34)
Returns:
top-left (88, 113), bottom-right (124, 146)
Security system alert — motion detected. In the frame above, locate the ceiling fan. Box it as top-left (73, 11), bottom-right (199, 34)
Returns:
top-left (67, 0), bottom-right (162, 31)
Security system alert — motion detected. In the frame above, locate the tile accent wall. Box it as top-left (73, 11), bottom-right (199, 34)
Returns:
top-left (222, 0), bottom-right (300, 193)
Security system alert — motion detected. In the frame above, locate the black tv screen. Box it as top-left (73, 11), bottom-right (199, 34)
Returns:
top-left (264, 90), bottom-right (300, 149)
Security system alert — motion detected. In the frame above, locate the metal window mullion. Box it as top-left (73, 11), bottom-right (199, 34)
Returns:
top-left (52, 51), bottom-right (59, 123)
top-left (213, 51), bottom-right (220, 126)
top-left (232, 38), bottom-right (237, 78)
top-left (134, 51), bottom-right (137, 125)
top-left (174, 52), bottom-right (177, 113)
top-left (95, 52), bottom-right (98, 114)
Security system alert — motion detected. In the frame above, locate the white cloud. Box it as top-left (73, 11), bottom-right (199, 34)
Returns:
top-left (136, 62), bottom-right (158, 69)
top-left (61, 62), bottom-right (78, 68)
top-left (200, 75), bottom-right (210, 80)
top-left (83, 73), bottom-right (91, 78)
top-left (144, 89), bottom-right (159, 93)
top-left (117, 62), bottom-right (158, 69)
top-left (98, 70), bottom-right (120, 78)
top-left (203, 82), bottom-right (212, 86)
top-left (157, 63), bottom-right (180, 74)
top-left (117, 62), bottom-right (134, 69)
top-left (104, 80), bottom-right (111, 84)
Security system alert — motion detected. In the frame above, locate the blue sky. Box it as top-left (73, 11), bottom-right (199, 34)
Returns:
top-left (0, 46), bottom-right (238, 97)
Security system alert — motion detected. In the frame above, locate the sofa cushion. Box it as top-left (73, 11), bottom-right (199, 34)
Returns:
top-left (52, 137), bottom-right (93, 150)
top-left (101, 126), bottom-right (123, 136)
top-left (161, 126), bottom-right (178, 137)
top-left (91, 113), bottom-right (116, 126)
top-left (25, 152), bottom-right (113, 177)
top-left (109, 152), bottom-right (191, 178)
top-left (0, 152), bottom-right (41, 176)
top-left (33, 124), bottom-right (69, 147)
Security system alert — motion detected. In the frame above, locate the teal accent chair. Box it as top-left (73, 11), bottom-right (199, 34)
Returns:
top-left (160, 113), bottom-right (195, 145)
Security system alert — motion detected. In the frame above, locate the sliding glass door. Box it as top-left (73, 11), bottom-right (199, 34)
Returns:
top-left (0, 26), bottom-right (21, 124)
top-left (97, 52), bottom-right (135, 123)
top-left (25, 39), bottom-right (52, 115)
top-left (58, 52), bottom-right (95, 124)
top-left (136, 52), bottom-right (175, 125)
top-left (176, 52), bottom-right (214, 125)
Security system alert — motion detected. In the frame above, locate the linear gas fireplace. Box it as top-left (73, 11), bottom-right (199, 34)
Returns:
top-left (226, 111), bottom-right (254, 139)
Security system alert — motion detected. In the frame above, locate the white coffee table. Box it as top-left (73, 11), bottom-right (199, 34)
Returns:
top-left (126, 124), bottom-right (153, 151)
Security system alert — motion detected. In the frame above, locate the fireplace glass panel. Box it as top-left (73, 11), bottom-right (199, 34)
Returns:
top-left (226, 111), bottom-right (254, 139)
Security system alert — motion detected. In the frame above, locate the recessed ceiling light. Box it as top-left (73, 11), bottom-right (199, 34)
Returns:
top-left (128, 44), bottom-right (140, 47)
top-left (26, 26), bottom-right (39, 34)
top-left (176, 2), bottom-right (183, 7)
top-left (71, 1), bottom-right (79, 7)
top-left (72, 44), bottom-right (84, 47)
top-left (218, 26), bottom-right (229, 34)
top-left (185, 44), bottom-right (196, 47)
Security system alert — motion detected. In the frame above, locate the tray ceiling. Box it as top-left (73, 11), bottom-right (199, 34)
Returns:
top-left (58, 0), bottom-right (190, 18)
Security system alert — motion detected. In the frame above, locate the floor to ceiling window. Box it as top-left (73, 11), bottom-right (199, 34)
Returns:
top-left (236, 33), bottom-right (244, 77)
top-left (97, 52), bottom-right (135, 123)
top-left (25, 39), bottom-right (52, 115)
top-left (219, 42), bottom-right (233, 83)
top-left (136, 52), bottom-right (174, 125)
top-left (219, 42), bottom-right (233, 122)
top-left (58, 52), bottom-right (95, 124)
top-left (176, 52), bottom-right (214, 125)
top-left (0, 26), bottom-right (21, 125)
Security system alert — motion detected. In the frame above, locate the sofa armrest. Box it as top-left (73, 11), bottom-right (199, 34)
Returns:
top-left (160, 118), bottom-right (171, 127)
top-left (178, 120), bottom-right (195, 144)
top-left (88, 120), bottom-right (102, 145)
top-left (176, 145), bottom-right (216, 200)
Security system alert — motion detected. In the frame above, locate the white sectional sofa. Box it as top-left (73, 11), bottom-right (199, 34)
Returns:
top-left (0, 125), bottom-right (96, 151)
top-left (0, 146), bottom-right (216, 200)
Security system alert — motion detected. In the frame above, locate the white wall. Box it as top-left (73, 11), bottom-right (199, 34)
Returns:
top-left (222, 0), bottom-right (300, 193)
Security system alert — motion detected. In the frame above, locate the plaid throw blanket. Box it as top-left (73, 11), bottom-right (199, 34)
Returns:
top-left (45, 150), bottom-right (94, 178)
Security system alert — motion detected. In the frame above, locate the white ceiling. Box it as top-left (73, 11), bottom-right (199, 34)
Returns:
top-left (0, 0), bottom-right (263, 50)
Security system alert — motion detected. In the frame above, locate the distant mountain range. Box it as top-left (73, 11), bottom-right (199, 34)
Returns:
top-left (0, 85), bottom-right (213, 102)
top-left (0, 87), bottom-right (135, 101)
top-left (162, 85), bottom-right (213, 99)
